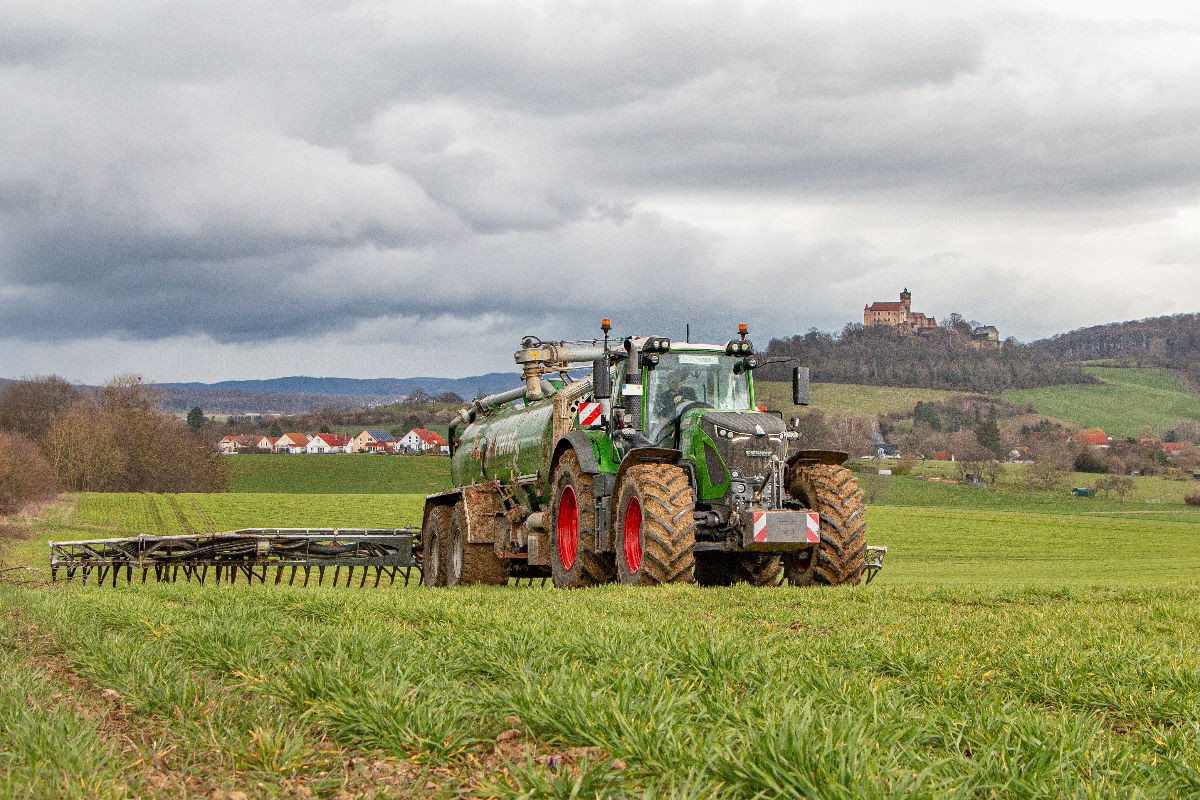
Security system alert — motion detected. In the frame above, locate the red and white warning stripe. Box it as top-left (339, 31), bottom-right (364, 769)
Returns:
top-left (806, 512), bottom-right (820, 543)
top-left (577, 402), bottom-right (603, 427)
top-left (753, 511), bottom-right (767, 542)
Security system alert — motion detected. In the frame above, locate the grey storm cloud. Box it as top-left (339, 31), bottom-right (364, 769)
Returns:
top-left (2, 1), bottom-right (1199, 381)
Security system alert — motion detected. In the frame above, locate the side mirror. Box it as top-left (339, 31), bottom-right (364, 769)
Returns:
top-left (792, 366), bottom-right (810, 406)
top-left (592, 358), bottom-right (611, 399)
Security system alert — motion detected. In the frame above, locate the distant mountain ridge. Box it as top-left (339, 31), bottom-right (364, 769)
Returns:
top-left (151, 373), bottom-right (521, 414)
top-left (160, 373), bottom-right (519, 398)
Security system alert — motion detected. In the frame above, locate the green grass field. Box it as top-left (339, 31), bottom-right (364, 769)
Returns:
top-left (226, 453), bottom-right (451, 494)
top-left (1002, 367), bottom-right (1200, 437)
top-left (2, 488), bottom-right (1198, 799)
top-left (755, 380), bottom-right (960, 417)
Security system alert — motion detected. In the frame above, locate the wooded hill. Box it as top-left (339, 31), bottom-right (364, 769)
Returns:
top-left (1032, 313), bottom-right (1200, 387)
top-left (762, 325), bottom-right (1094, 393)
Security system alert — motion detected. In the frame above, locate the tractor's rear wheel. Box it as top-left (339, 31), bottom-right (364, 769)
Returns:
top-left (446, 502), bottom-right (509, 586)
top-left (784, 464), bottom-right (867, 586)
top-left (614, 464), bottom-right (696, 586)
top-left (549, 451), bottom-right (615, 588)
top-left (421, 504), bottom-right (450, 587)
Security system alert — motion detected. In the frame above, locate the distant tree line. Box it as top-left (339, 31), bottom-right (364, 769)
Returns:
top-left (0, 376), bottom-right (226, 507)
top-left (1032, 313), bottom-right (1200, 387)
top-left (761, 325), bottom-right (1095, 392)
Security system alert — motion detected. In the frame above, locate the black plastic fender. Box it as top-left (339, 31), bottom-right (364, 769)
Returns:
top-left (552, 431), bottom-right (601, 475)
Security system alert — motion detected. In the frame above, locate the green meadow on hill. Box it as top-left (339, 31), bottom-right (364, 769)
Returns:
top-left (1002, 367), bottom-right (1200, 437)
top-left (755, 380), bottom-right (960, 417)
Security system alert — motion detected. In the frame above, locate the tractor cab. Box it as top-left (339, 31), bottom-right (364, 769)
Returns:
top-left (643, 350), bottom-right (752, 446)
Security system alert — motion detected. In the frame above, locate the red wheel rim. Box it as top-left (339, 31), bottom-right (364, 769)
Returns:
top-left (556, 485), bottom-right (578, 570)
top-left (623, 495), bottom-right (642, 573)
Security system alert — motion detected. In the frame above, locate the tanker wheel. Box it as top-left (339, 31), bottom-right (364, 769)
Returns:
top-left (784, 464), bottom-right (867, 586)
top-left (614, 463), bottom-right (696, 586)
top-left (421, 504), bottom-right (450, 587)
top-left (446, 502), bottom-right (510, 586)
top-left (549, 451), bottom-right (616, 588)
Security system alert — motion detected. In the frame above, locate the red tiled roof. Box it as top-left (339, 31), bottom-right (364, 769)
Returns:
top-left (413, 428), bottom-right (447, 445)
top-left (1077, 433), bottom-right (1109, 445)
top-left (867, 302), bottom-right (903, 311)
top-left (1163, 442), bottom-right (1186, 452)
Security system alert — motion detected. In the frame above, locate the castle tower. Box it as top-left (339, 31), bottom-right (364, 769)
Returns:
top-left (900, 288), bottom-right (911, 312)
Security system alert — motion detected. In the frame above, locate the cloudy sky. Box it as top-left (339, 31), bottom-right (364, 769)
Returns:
top-left (2, 0), bottom-right (1198, 383)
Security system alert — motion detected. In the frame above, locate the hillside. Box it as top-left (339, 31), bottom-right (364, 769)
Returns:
top-left (755, 380), bottom-right (961, 417)
top-left (1033, 313), bottom-right (1200, 385)
top-left (1001, 367), bottom-right (1200, 438)
top-left (762, 325), bottom-right (1092, 393)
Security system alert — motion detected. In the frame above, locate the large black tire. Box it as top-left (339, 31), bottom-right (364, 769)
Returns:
top-left (614, 464), bottom-right (696, 586)
top-left (734, 554), bottom-right (783, 586)
top-left (549, 451), bottom-right (615, 588)
top-left (421, 504), bottom-right (450, 587)
top-left (693, 553), bottom-right (735, 586)
top-left (445, 503), bottom-right (509, 586)
top-left (694, 553), bottom-right (782, 586)
top-left (784, 464), bottom-right (867, 586)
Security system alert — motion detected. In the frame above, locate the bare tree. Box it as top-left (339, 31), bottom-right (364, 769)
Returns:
top-left (0, 432), bottom-right (58, 513)
top-left (0, 376), bottom-right (83, 444)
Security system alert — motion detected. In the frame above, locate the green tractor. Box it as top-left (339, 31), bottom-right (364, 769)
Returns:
top-left (421, 322), bottom-right (885, 588)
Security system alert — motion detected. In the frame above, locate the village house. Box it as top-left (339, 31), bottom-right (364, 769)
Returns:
top-left (351, 429), bottom-right (396, 453)
top-left (217, 435), bottom-right (253, 454)
top-left (1075, 431), bottom-right (1112, 448)
top-left (398, 428), bottom-right (448, 454)
top-left (305, 433), bottom-right (352, 454)
top-left (275, 432), bottom-right (310, 453)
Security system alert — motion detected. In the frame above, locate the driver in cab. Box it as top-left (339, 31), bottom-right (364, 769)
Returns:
top-left (657, 372), bottom-right (696, 411)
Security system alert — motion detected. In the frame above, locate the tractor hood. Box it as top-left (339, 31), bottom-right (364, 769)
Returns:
top-left (682, 410), bottom-right (788, 501)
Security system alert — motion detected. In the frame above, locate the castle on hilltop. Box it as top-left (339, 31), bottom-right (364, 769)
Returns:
top-left (863, 289), bottom-right (1001, 347)
top-left (863, 289), bottom-right (939, 334)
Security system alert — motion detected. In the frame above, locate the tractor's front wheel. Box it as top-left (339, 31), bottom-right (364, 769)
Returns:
top-left (614, 463), bottom-right (696, 586)
top-left (549, 451), bottom-right (615, 588)
top-left (784, 464), bottom-right (867, 586)
top-left (446, 502), bottom-right (509, 586)
top-left (421, 504), bottom-right (450, 587)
